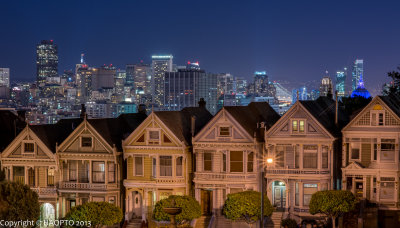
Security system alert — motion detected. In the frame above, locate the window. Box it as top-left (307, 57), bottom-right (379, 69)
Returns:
top-left (230, 151), bottom-right (243, 172)
top-left (13, 167), bottom-right (24, 184)
top-left (203, 152), bottom-right (212, 171)
top-left (379, 113), bottom-right (384, 125)
top-left (160, 156), bottom-right (172, 176)
top-left (295, 183), bottom-right (299, 206)
top-left (152, 158), bottom-right (157, 177)
top-left (135, 156), bottom-right (143, 176)
top-left (275, 146), bottom-right (285, 168)
top-left (322, 146), bottom-right (328, 169)
top-left (295, 145), bottom-right (299, 168)
top-left (223, 153), bottom-right (226, 172)
top-left (373, 139), bottom-right (378, 161)
top-left (219, 127), bottom-right (230, 137)
top-left (92, 161), bottom-right (105, 183)
top-left (381, 139), bottom-right (395, 161)
top-left (292, 120), bottom-right (298, 132)
top-left (371, 111), bottom-right (384, 126)
top-left (303, 145), bottom-right (317, 169)
top-left (350, 143), bottom-right (360, 160)
top-left (149, 130), bottom-right (160, 144)
top-left (247, 152), bottom-right (254, 172)
top-left (81, 137), bottom-right (92, 147)
top-left (380, 177), bottom-right (395, 200)
top-left (108, 162), bottom-right (115, 183)
top-left (176, 157), bottom-right (183, 176)
top-left (28, 168), bottom-right (35, 187)
top-left (69, 160), bottom-right (77, 181)
top-left (299, 120), bottom-right (305, 133)
top-left (303, 184), bottom-right (318, 206)
top-left (48, 169), bottom-right (55, 186)
top-left (24, 143), bottom-right (34, 153)
top-left (78, 161), bottom-right (89, 183)
top-left (109, 196), bottom-right (116, 204)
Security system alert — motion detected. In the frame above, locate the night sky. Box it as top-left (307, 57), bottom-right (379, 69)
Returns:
top-left (1, 0), bottom-right (400, 94)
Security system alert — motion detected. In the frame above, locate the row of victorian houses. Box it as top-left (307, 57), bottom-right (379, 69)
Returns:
top-left (1, 95), bottom-right (400, 225)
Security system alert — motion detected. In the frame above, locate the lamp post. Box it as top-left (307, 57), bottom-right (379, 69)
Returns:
top-left (261, 158), bottom-right (273, 228)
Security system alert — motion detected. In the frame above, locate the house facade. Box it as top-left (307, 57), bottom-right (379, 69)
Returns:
top-left (342, 96), bottom-right (400, 210)
top-left (193, 102), bottom-right (280, 216)
top-left (123, 106), bottom-right (212, 221)
top-left (265, 97), bottom-right (347, 221)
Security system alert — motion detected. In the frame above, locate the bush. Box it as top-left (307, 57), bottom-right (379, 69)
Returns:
top-left (222, 190), bottom-right (273, 224)
top-left (0, 181), bottom-right (40, 225)
top-left (281, 218), bottom-right (297, 228)
top-left (64, 201), bottom-right (123, 228)
top-left (153, 195), bottom-right (201, 225)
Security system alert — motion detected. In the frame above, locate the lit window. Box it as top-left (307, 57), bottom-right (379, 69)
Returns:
top-left (299, 120), bottom-right (305, 132)
top-left (292, 120), bottom-right (298, 132)
top-left (160, 156), bottom-right (172, 176)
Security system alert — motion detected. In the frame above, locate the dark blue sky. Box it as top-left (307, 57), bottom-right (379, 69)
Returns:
top-left (1, 0), bottom-right (400, 94)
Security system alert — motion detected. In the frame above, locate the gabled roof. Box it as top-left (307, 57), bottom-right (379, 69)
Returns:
top-left (299, 96), bottom-right (349, 137)
top-left (154, 107), bottom-right (213, 145)
top-left (378, 95), bottom-right (400, 118)
top-left (0, 110), bottom-right (26, 151)
top-left (223, 102), bottom-right (280, 140)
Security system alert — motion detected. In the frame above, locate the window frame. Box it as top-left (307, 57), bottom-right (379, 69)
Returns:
top-left (92, 161), bottom-right (105, 183)
top-left (349, 142), bottom-right (361, 161)
top-left (371, 110), bottom-right (385, 126)
top-left (108, 162), bottom-right (116, 183)
top-left (380, 139), bottom-right (396, 162)
top-left (159, 156), bottom-right (172, 177)
top-left (147, 129), bottom-right (161, 145)
top-left (291, 119), bottom-right (306, 134)
top-left (22, 140), bottom-right (36, 154)
top-left (303, 145), bottom-right (318, 169)
top-left (176, 156), bottom-right (183, 177)
top-left (218, 126), bottom-right (231, 137)
top-left (80, 136), bottom-right (93, 148)
top-left (229, 151), bottom-right (244, 173)
top-left (203, 152), bottom-right (212, 172)
top-left (134, 156), bottom-right (144, 176)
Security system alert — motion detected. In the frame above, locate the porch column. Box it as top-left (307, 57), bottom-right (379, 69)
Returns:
top-left (124, 191), bottom-right (130, 221)
top-left (105, 161), bottom-right (108, 184)
top-left (143, 190), bottom-right (148, 221)
top-left (24, 166), bottom-right (28, 185)
top-left (299, 182), bottom-right (303, 207)
top-left (35, 167), bottom-right (39, 187)
top-left (89, 160), bottom-right (92, 184)
top-left (10, 166), bottom-right (13, 181)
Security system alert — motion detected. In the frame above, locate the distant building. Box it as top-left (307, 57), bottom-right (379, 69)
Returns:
top-left (164, 67), bottom-right (218, 114)
top-left (152, 55), bottom-right (173, 108)
top-left (336, 68), bottom-right (347, 98)
top-left (217, 73), bottom-right (235, 96)
top-left (319, 73), bottom-right (333, 97)
top-left (235, 77), bottom-right (247, 94)
top-left (125, 64), bottom-right (135, 86)
top-left (310, 89), bottom-right (320, 100)
top-left (0, 68), bottom-right (10, 87)
top-left (352, 59), bottom-right (363, 91)
top-left (92, 65), bottom-right (116, 91)
top-left (273, 82), bottom-right (292, 104)
top-left (292, 86), bottom-right (307, 104)
top-left (36, 40), bottom-right (58, 85)
top-left (351, 73), bottom-right (371, 99)
top-left (253, 71), bottom-right (276, 97)
top-left (76, 64), bottom-right (93, 102)
top-left (132, 62), bottom-right (152, 104)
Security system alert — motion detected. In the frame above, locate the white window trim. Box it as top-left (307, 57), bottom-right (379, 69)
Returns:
top-left (22, 140), bottom-right (36, 154)
top-left (229, 150), bottom-right (244, 173)
top-left (203, 152), bottom-right (213, 172)
top-left (379, 138), bottom-right (397, 163)
top-left (133, 156), bottom-right (144, 177)
top-left (370, 110), bottom-right (385, 126)
top-left (80, 136), bottom-right (94, 149)
top-left (349, 142), bottom-right (361, 162)
top-left (147, 129), bottom-right (161, 145)
top-left (218, 126), bottom-right (231, 137)
top-left (303, 145), bottom-right (318, 169)
top-left (159, 155), bottom-right (173, 177)
top-left (175, 156), bottom-right (184, 178)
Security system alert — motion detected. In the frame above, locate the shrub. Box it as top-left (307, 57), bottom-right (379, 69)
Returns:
top-left (153, 195), bottom-right (201, 225)
top-left (281, 218), bottom-right (297, 228)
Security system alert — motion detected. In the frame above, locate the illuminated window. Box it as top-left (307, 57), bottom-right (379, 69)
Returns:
top-left (299, 120), bottom-right (305, 132)
top-left (292, 120), bottom-right (298, 132)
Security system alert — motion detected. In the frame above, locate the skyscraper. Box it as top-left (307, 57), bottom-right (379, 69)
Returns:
top-left (217, 73), bottom-right (235, 96)
top-left (164, 66), bottom-right (217, 114)
top-left (152, 55), bottom-right (173, 107)
top-left (36, 40), bottom-right (58, 85)
top-left (335, 68), bottom-right (347, 98)
top-left (125, 64), bottom-right (135, 86)
top-left (0, 68), bottom-right (10, 87)
top-left (319, 71), bottom-right (333, 97)
top-left (352, 59), bottom-right (363, 91)
top-left (253, 71), bottom-right (276, 97)
top-left (132, 62), bottom-right (152, 104)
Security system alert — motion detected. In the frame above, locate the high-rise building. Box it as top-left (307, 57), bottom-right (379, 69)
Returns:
top-left (336, 68), bottom-right (347, 98)
top-left (92, 65), bottom-right (116, 91)
top-left (36, 40), bottom-right (58, 85)
top-left (352, 59), bottom-right (363, 91)
top-left (253, 71), bottom-right (276, 97)
top-left (125, 64), bottom-right (135, 86)
top-left (164, 67), bottom-right (217, 114)
top-left (0, 68), bottom-right (10, 87)
top-left (152, 55), bottom-right (173, 107)
top-left (319, 72), bottom-right (333, 97)
top-left (217, 73), bottom-right (235, 96)
top-left (235, 77), bottom-right (247, 94)
top-left (292, 86), bottom-right (307, 104)
top-left (76, 64), bottom-right (93, 102)
top-left (132, 62), bottom-right (152, 104)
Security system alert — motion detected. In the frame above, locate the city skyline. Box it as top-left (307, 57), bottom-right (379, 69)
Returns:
top-left (0, 1), bottom-right (399, 91)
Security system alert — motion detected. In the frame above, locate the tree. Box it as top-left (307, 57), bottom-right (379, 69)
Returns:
top-left (222, 190), bottom-right (273, 226)
top-left (0, 181), bottom-right (40, 224)
top-left (64, 202), bottom-right (123, 228)
top-left (153, 195), bottom-right (201, 225)
top-left (309, 190), bottom-right (358, 228)
top-left (383, 67), bottom-right (400, 96)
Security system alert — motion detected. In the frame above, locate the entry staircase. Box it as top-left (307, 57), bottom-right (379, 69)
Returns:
top-left (265, 211), bottom-right (284, 228)
top-left (126, 216), bottom-right (143, 228)
top-left (195, 216), bottom-right (212, 228)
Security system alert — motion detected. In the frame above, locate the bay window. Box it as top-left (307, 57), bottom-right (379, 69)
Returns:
top-left (92, 161), bottom-right (105, 183)
top-left (160, 156), bottom-right (172, 176)
top-left (230, 151), bottom-right (243, 172)
top-left (303, 145), bottom-right (317, 169)
top-left (303, 183), bottom-right (318, 206)
top-left (176, 157), bottom-right (183, 176)
top-left (380, 139), bottom-right (395, 161)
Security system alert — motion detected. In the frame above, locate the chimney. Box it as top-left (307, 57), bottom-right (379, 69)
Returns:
top-left (191, 116), bottom-right (196, 137)
top-left (80, 104), bottom-right (87, 119)
top-left (198, 98), bottom-right (206, 109)
top-left (17, 110), bottom-right (26, 123)
top-left (335, 90), bottom-right (338, 126)
top-left (138, 104), bottom-right (146, 115)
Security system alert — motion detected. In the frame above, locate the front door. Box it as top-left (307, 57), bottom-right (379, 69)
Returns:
top-left (355, 181), bottom-right (364, 198)
top-left (273, 181), bottom-right (286, 208)
top-left (201, 189), bottom-right (212, 215)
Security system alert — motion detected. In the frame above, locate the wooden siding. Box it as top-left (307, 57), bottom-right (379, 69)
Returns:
top-left (361, 143), bottom-right (371, 167)
top-left (38, 167), bottom-right (46, 187)
top-left (127, 156), bottom-right (152, 180)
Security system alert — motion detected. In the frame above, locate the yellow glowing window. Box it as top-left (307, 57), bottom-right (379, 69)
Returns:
top-left (292, 120), bottom-right (298, 132)
top-left (299, 120), bottom-right (305, 132)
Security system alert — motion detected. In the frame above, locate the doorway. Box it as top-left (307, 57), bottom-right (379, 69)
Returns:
top-left (272, 181), bottom-right (286, 208)
top-left (201, 189), bottom-right (213, 215)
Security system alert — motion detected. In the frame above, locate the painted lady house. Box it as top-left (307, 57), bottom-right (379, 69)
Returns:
top-left (122, 101), bottom-right (212, 221)
top-left (264, 96), bottom-right (348, 222)
top-left (192, 102), bottom-right (280, 217)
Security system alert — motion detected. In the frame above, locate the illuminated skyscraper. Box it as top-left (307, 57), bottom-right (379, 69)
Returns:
top-left (125, 64), bottom-right (135, 86)
top-left (335, 68), bottom-right (347, 98)
top-left (352, 59), bottom-right (363, 91)
top-left (151, 55), bottom-right (173, 107)
top-left (36, 40), bottom-right (58, 85)
top-left (132, 62), bottom-right (152, 104)
top-left (253, 71), bottom-right (276, 97)
top-left (319, 71), bottom-right (333, 97)
top-left (0, 68), bottom-right (10, 87)
top-left (217, 73), bottom-right (235, 96)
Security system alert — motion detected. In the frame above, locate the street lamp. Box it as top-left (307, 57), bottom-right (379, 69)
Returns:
top-left (260, 157), bottom-right (273, 228)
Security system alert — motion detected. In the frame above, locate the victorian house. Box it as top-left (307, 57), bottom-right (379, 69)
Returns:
top-left (342, 95), bottom-right (400, 211)
top-left (265, 97), bottom-right (348, 222)
top-left (123, 104), bottom-right (212, 221)
top-left (192, 102), bottom-right (280, 216)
